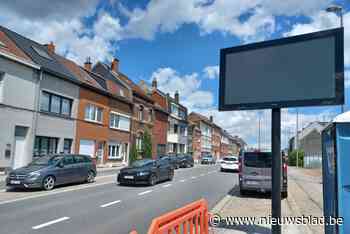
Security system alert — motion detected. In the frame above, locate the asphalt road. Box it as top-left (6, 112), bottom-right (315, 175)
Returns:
top-left (0, 164), bottom-right (237, 234)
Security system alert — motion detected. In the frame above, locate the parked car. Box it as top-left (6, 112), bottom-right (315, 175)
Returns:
top-left (220, 156), bottom-right (239, 172)
top-left (177, 154), bottom-right (194, 168)
top-left (6, 154), bottom-right (96, 191)
top-left (201, 154), bottom-right (215, 164)
top-left (117, 159), bottom-right (174, 186)
top-left (239, 151), bottom-right (288, 198)
top-left (159, 155), bottom-right (181, 169)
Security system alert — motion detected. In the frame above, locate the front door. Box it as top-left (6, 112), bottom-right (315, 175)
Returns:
top-left (13, 136), bottom-right (25, 169)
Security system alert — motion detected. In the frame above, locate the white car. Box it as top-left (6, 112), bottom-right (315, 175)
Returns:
top-left (220, 156), bottom-right (239, 172)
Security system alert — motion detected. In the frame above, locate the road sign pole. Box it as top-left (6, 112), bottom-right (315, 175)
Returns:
top-left (271, 108), bottom-right (281, 234)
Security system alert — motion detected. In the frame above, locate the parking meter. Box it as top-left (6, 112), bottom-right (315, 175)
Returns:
top-left (322, 112), bottom-right (350, 234)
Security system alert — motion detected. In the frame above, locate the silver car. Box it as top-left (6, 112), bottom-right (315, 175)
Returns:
top-left (239, 151), bottom-right (288, 198)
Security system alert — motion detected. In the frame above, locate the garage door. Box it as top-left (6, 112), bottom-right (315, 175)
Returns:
top-left (79, 140), bottom-right (95, 157)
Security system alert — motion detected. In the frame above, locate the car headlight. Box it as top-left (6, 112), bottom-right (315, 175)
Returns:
top-left (137, 171), bottom-right (149, 176)
top-left (28, 172), bottom-right (41, 179)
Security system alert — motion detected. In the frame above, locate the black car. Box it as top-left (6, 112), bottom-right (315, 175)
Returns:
top-left (159, 155), bottom-right (181, 169)
top-left (117, 159), bottom-right (174, 186)
top-left (177, 154), bottom-right (194, 168)
top-left (6, 154), bottom-right (97, 191)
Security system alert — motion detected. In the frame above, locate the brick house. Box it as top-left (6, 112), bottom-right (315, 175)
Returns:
top-left (187, 121), bottom-right (201, 162)
top-left (211, 120), bottom-right (222, 160)
top-left (93, 61), bottom-right (155, 159)
top-left (151, 79), bottom-right (169, 158)
top-left (150, 79), bottom-right (188, 155)
top-left (57, 56), bottom-right (133, 165)
top-left (188, 112), bottom-right (212, 156)
top-left (220, 130), bottom-right (230, 157)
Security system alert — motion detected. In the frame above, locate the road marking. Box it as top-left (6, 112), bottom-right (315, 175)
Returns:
top-left (179, 179), bottom-right (186, 182)
top-left (0, 180), bottom-right (115, 206)
top-left (100, 200), bottom-right (121, 208)
top-left (191, 176), bottom-right (197, 179)
top-left (200, 174), bottom-right (204, 176)
top-left (162, 184), bottom-right (172, 188)
top-left (32, 217), bottom-right (70, 230)
top-left (138, 190), bottom-right (153, 196)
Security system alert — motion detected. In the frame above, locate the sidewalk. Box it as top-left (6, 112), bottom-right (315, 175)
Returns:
top-left (210, 167), bottom-right (323, 234)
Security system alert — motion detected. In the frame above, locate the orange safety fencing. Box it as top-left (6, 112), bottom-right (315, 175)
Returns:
top-left (130, 199), bottom-right (209, 234)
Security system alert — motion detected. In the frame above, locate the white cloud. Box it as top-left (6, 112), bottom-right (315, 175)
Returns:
top-left (150, 67), bottom-right (214, 109)
top-left (120, 0), bottom-right (332, 42)
top-left (0, 3), bottom-right (122, 64)
top-left (203, 65), bottom-right (219, 79)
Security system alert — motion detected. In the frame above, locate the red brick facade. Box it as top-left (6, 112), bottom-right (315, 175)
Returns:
top-left (152, 108), bottom-right (168, 158)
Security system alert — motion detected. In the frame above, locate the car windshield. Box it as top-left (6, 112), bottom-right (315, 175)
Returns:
top-left (223, 157), bottom-right (237, 162)
top-left (244, 152), bottom-right (272, 168)
top-left (30, 155), bottom-right (63, 166)
top-left (131, 160), bottom-right (154, 167)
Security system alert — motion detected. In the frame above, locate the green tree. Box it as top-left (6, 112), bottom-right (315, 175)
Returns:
top-left (142, 128), bottom-right (153, 159)
top-left (288, 150), bottom-right (304, 167)
top-left (129, 144), bottom-right (138, 166)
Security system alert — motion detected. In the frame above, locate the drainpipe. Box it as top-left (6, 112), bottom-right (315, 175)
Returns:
top-left (32, 70), bottom-right (43, 159)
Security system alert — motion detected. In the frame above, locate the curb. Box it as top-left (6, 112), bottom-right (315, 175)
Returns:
top-left (211, 195), bottom-right (232, 214)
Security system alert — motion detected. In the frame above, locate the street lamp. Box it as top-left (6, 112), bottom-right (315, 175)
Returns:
top-left (326, 4), bottom-right (345, 113)
top-left (326, 4), bottom-right (343, 27)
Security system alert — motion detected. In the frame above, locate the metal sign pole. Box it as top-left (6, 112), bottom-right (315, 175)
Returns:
top-left (272, 108), bottom-right (281, 234)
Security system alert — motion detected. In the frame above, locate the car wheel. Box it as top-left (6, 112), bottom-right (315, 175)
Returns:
top-left (239, 189), bottom-right (247, 196)
top-left (282, 191), bottom-right (288, 199)
top-left (86, 170), bottom-right (95, 183)
top-left (42, 176), bottom-right (55, 191)
top-left (148, 174), bottom-right (157, 186)
top-left (168, 170), bottom-right (174, 181)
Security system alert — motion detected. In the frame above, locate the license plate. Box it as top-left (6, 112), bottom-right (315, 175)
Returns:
top-left (247, 181), bottom-right (258, 185)
top-left (10, 180), bottom-right (21, 185)
top-left (124, 176), bottom-right (134, 179)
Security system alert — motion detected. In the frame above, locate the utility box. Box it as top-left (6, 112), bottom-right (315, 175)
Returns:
top-left (322, 112), bottom-right (350, 234)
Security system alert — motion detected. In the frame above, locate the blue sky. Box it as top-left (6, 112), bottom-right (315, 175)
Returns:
top-left (0, 0), bottom-right (349, 148)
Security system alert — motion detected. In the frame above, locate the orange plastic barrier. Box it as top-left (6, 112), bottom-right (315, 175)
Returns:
top-left (130, 199), bottom-right (209, 234)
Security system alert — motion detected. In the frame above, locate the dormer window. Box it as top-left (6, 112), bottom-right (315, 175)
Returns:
top-left (0, 41), bottom-right (6, 48)
top-left (32, 46), bottom-right (52, 60)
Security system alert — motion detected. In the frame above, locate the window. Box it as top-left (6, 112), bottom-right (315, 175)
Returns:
top-left (120, 89), bottom-right (124, 97)
top-left (149, 109), bottom-right (153, 122)
top-left (136, 137), bottom-right (142, 151)
top-left (63, 155), bottom-right (75, 165)
top-left (40, 91), bottom-right (72, 116)
top-left (110, 112), bottom-right (130, 131)
top-left (33, 136), bottom-right (58, 157)
top-left (171, 103), bottom-right (179, 115)
top-left (0, 41), bottom-right (6, 48)
top-left (174, 124), bottom-right (178, 134)
top-left (32, 46), bottom-right (52, 60)
top-left (63, 139), bottom-right (72, 153)
top-left (138, 106), bottom-right (144, 121)
top-left (85, 104), bottom-right (103, 123)
top-left (74, 155), bottom-right (86, 163)
top-left (108, 143), bottom-right (121, 159)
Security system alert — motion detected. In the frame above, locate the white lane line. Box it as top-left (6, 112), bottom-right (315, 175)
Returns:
top-left (180, 179), bottom-right (186, 182)
top-left (100, 200), bottom-right (121, 208)
top-left (200, 174), bottom-right (204, 176)
top-left (32, 217), bottom-right (70, 230)
top-left (191, 176), bottom-right (197, 179)
top-left (162, 184), bottom-right (172, 188)
top-left (138, 190), bottom-right (153, 196)
top-left (0, 181), bottom-right (115, 206)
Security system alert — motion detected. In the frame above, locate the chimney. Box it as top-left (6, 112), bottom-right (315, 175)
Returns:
top-left (152, 78), bottom-right (157, 90)
top-left (210, 115), bottom-right (213, 122)
top-left (84, 57), bottom-right (92, 72)
top-left (174, 90), bottom-right (179, 103)
top-left (46, 41), bottom-right (55, 54)
top-left (111, 58), bottom-right (119, 73)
